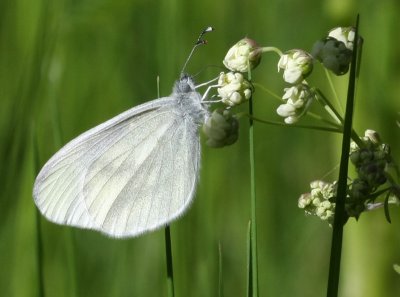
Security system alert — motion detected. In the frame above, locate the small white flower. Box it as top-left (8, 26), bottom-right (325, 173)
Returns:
top-left (277, 50), bottom-right (313, 84)
top-left (328, 27), bottom-right (355, 50)
top-left (217, 72), bottom-right (252, 106)
top-left (223, 38), bottom-right (262, 72)
top-left (276, 84), bottom-right (314, 124)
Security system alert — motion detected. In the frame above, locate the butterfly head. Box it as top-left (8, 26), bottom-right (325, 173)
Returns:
top-left (174, 74), bottom-right (196, 94)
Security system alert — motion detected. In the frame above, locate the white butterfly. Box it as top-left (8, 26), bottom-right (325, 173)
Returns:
top-left (33, 74), bottom-right (210, 238)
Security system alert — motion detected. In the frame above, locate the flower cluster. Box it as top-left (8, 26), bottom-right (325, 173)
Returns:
top-left (276, 49), bottom-right (314, 123)
top-left (346, 130), bottom-right (392, 217)
top-left (277, 50), bottom-right (313, 84)
top-left (217, 72), bottom-right (252, 107)
top-left (223, 38), bottom-right (262, 73)
top-left (276, 84), bottom-right (314, 124)
top-left (299, 130), bottom-right (398, 225)
top-left (215, 25), bottom-right (398, 228)
top-left (298, 180), bottom-right (337, 224)
top-left (203, 38), bottom-right (259, 148)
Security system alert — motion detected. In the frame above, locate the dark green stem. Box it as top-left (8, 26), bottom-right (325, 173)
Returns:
top-left (164, 226), bottom-right (175, 297)
top-left (326, 15), bottom-right (360, 297)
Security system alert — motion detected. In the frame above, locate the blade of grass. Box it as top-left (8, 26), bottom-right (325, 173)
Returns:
top-left (326, 15), bottom-right (360, 297)
top-left (164, 226), bottom-right (175, 297)
top-left (218, 242), bottom-right (224, 297)
top-left (158, 76), bottom-right (175, 297)
top-left (246, 221), bottom-right (252, 297)
top-left (32, 126), bottom-right (45, 297)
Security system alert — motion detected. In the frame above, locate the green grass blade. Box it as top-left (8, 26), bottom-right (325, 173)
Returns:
top-left (326, 15), bottom-right (360, 297)
top-left (218, 242), bottom-right (224, 297)
top-left (32, 126), bottom-right (45, 297)
top-left (246, 221), bottom-right (252, 297)
top-left (164, 226), bottom-right (175, 297)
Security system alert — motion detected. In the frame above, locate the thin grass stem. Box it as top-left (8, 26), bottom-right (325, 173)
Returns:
top-left (326, 15), bottom-right (360, 297)
top-left (218, 242), bottom-right (224, 297)
top-left (324, 68), bottom-right (344, 114)
top-left (164, 226), bottom-right (175, 297)
top-left (32, 127), bottom-right (45, 297)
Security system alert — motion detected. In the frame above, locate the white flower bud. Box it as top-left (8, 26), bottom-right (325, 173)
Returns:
top-left (276, 84), bottom-right (314, 124)
top-left (328, 27), bottom-right (355, 50)
top-left (298, 193), bottom-right (312, 209)
top-left (217, 72), bottom-right (252, 107)
top-left (277, 50), bottom-right (313, 84)
top-left (364, 129), bottom-right (381, 145)
top-left (223, 38), bottom-right (262, 72)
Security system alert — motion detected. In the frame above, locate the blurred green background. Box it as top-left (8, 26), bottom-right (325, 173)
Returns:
top-left (1, 0), bottom-right (400, 296)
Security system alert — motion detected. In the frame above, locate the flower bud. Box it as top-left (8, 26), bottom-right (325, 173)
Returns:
top-left (202, 109), bottom-right (239, 148)
top-left (349, 179), bottom-right (370, 200)
top-left (276, 84), bottom-right (314, 124)
top-left (328, 27), bottom-right (355, 50)
top-left (298, 193), bottom-right (312, 209)
top-left (364, 129), bottom-right (381, 145)
top-left (223, 38), bottom-right (262, 72)
top-left (277, 50), bottom-right (313, 84)
top-left (217, 72), bottom-right (252, 106)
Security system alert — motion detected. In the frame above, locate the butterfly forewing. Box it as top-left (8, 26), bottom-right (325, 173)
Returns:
top-left (34, 92), bottom-right (202, 237)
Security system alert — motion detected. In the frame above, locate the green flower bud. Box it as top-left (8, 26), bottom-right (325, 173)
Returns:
top-left (202, 109), bottom-right (239, 148)
top-left (223, 38), bottom-right (262, 72)
top-left (311, 38), bottom-right (352, 75)
top-left (345, 201), bottom-right (365, 219)
top-left (349, 179), bottom-right (370, 200)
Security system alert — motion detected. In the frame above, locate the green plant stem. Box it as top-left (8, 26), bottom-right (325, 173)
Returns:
top-left (247, 63), bottom-right (259, 297)
top-left (316, 89), bottom-right (364, 148)
top-left (164, 226), bottom-right (175, 297)
top-left (261, 46), bottom-right (283, 57)
top-left (252, 82), bottom-right (282, 101)
top-left (249, 94), bottom-right (259, 297)
top-left (326, 15), bottom-right (360, 297)
top-left (237, 113), bottom-right (342, 134)
top-left (315, 88), bottom-right (344, 125)
top-left (324, 68), bottom-right (344, 114)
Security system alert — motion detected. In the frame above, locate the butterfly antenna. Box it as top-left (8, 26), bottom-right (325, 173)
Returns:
top-left (181, 26), bottom-right (214, 75)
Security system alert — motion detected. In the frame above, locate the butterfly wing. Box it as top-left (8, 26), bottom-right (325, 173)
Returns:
top-left (33, 97), bottom-right (201, 237)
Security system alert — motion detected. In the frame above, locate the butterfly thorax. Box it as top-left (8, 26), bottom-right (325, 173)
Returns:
top-left (173, 75), bottom-right (208, 125)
